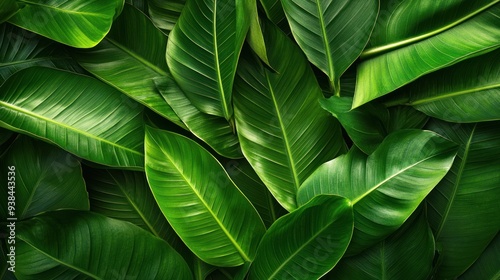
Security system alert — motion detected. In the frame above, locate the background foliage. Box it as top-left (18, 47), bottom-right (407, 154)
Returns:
top-left (1, 0), bottom-right (499, 279)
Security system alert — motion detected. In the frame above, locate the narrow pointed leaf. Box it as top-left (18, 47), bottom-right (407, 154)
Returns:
top-left (145, 126), bottom-right (266, 266)
top-left (281, 0), bottom-right (378, 90)
top-left (8, 0), bottom-right (124, 48)
top-left (426, 120), bottom-right (500, 279)
top-left (353, 3), bottom-right (500, 108)
top-left (15, 211), bottom-right (192, 279)
top-left (0, 136), bottom-right (88, 220)
top-left (248, 195), bottom-right (353, 279)
top-left (74, 5), bottom-right (185, 128)
top-left (234, 21), bottom-right (343, 211)
top-left (166, 0), bottom-right (249, 119)
top-left (331, 210), bottom-right (435, 280)
top-left (148, 0), bottom-right (185, 34)
top-left (298, 130), bottom-right (457, 254)
top-left (155, 77), bottom-right (242, 158)
top-left (459, 233), bottom-right (500, 280)
top-left (0, 67), bottom-right (145, 169)
top-left (247, 0), bottom-right (270, 66)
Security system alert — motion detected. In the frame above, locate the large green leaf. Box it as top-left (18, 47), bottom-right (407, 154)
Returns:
top-left (0, 23), bottom-right (83, 84)
top-left (353, 2), bottom-right (500, 108)
top-left (248, 195), bottom-right (353, 279)
top-left (0, 136), bottom-right (88, 220)
top-left (0, 0), bottom-right (20, 23)
top-left (298, 130), bottom-right (457, 254)
top-left (281, 0), bottom-right (378, 92)
top-left (155, 77), bottom-right (242, 158)
top-left (393, 49), bottom-right (500, 123)
top-left (330, 210), bottom-right (435, 280)
top-left (166, 0), bottom-right (250, 120)
top-left (84, 168), bottom-right (183, 250)
top-left (8, 0), bottom-right (124, 48)
top-left (145, 126), bottom-right (266, 266)
top-left (148, 0), bottom-right (185, 34)
top-left (0, 67), bottom-right (144, 169)
top-left (74, 5), bottom-right (184, 128)
top-left (233, 21), bottom-right (343, 211)
top-left (15, 211), bottom-right (192, 279)
top-left (426, 120), bottom-right (500, 279)
top-left (459, 233), bottom-right (500, 280)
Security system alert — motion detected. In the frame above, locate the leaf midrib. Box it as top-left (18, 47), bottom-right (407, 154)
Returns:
top-left (17, 0), bottom-right (107, 17)
top-left (314, 0), bottom-right (335, 82)
top-left (213, 0), bottom-right (230, 120)
top-left (410, 83), bottom-right (500, 105)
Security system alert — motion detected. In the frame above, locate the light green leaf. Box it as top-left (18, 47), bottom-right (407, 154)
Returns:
top-left (320, 96), bottom-right (389, 154)
top-left (234, 21), bottom-right (344, 211)
top-left (166, 0), bottom-right (249, 120)
top-left (459, 233), bottom-right (500, 280)
top-left (298, 130), bottom-right (457, 255)
top-left (353, 3), bottom-right (500, 108)
top-left (155, 77), bottom-right (242, 158)
top-left (147, 0), bottom-right (185, 34)
top-left (248, 195), bottom-right (353, 279)
top-left (281, 0), bottom-right (378, 92)
top-left (8, 0), bottom-right (124, 48)
top-left (15, 211), bottom-right (192, 279)
top-left (330, 210), bottom-right (435, 280)
top-left (0, 23), bottom-right (83, 84)
top-left (426, 120), bottom-right (500, 279)
top-left (145, 126), bottom-right (266, 266)
top-left (0, 0), bottom-right (20, 23)
top-left (397, 49), bottom-right (500, 123)
top-left (247, 0), bottom-right (270, 66)
top-left (0, 67), bottom-right (145, 169)
top-left (74, 4), bottom-right (185, 128)
top-left (0, 136), bottom-right (88, 220)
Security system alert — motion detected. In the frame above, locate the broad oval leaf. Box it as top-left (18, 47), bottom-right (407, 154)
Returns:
top-left (281, 0), bottom-right (378, 92)
top-left (15, 210), bottom-right (192, 279)
top-left (233, 20), bottom-right (344, 212)
top-left (426, 120), bottom-right (500, 279)
top-left (298, 130), bottom-right (457, 254)
top-left (166, 0), bottom-right (249, 120)
top-left (0, 136), bottom-right (88, 220)
top-left (459, 233), bottom-right (500, 280)
top-left (353, 3), bottom-right (500, 108)
top-left (330, 210), bottom-right (435, 280)
top-left (398, 49), bottom-right (500, 123)
top-left (145, 126), bottom-right (266, 266)
top-left (8, 0), bottom-right (124, 48)
top-left (74, 4), bottom-right (185, 128)
top-left (148, 0), bottom-right (185, 34)
top-left (248, 195), bottom-right (353, 280)
top-left (0, 67), bottom-right (145, 169)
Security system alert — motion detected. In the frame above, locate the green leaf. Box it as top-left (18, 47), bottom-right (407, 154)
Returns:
top-left (74, 5), bottom-right (185, 129)
top-left (459, 233), bottom-right (500, 280)
top-left (84, 168), bottom-right (183, 250)
top-left (15, 210), bottom-right (192, 279)
top-left (166, 0), bottom-right (249, 120)
top-left (397, 49), bottom-right (500, 123)
top-left (330, 210), bottom-right (435, 280)
top-left (248, 195), bottom-right (353, 279)
top-left (426, 120), bottom-right (500, 279)
top-left (148, 0), bottom-right (185, 34)
top-left (0, 23), bottom-right (83, 84)
top-left (297, 130), bottom-right (457, 255)
top-left (353, 3), bottom-right (500, 108)
top-left (320, 96), bottom-right (389, 154)
top-left (247, 0), bottom-right (270, 66)
top-left (386, 106), bottom-right (429, 133)
top-left (126, 0), bottom-right (148, 13)
top-left (233, 21), bottom-right (344, 211)
top-left (144, 126), bottom-right (266, 266)
top-left (281, 0), bottom-right (378, 92)
top-left (258, 0), bottom-right (286, 27)
top-left (0, 136), bottom-right (88, 220)
top-left (0, 0), bottom-right (20, 23)
top-left (155, 77), bottom-right (242, 158)
top-left (226, 160), bottom-right (287, 228)
top-left (0, 67), bottom-right (145, 169)
top-left (8, 0), bottom-right (124, 48)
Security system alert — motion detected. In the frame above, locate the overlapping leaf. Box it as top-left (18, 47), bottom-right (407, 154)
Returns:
top-left (459, 233), bottom-right (500, 280)
top-left (426, 120), bottom-right (500, 279)
top-left (148, 0), bottom-right (185, 33)
top-left (15, 211), bottom-right (192, 279)
top-left (248, 195), bottom-right (353, 279)
top-left (145, 126), bottom-right (265, 266)
top-left (0, 67), bottom-right (145, 169)
top-left (233, 21), bottom-right (343, 211)
top-left (298, 130), bottom-right (457, 255)
top-left (8, 0), bottom-right (124, 48)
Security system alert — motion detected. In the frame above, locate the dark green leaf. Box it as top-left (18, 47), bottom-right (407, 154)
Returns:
top-left (147, 0), bottom-right (185, 34)
top-left (386, 106), bottom-right (429, 133)
top-left (0, 0), bottom-right (20, 24)
top-left (459, 233), bottom-right (500, 280)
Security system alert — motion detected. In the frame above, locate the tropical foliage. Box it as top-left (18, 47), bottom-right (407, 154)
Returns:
top-left (1, 0), bottom-right (499, 279)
